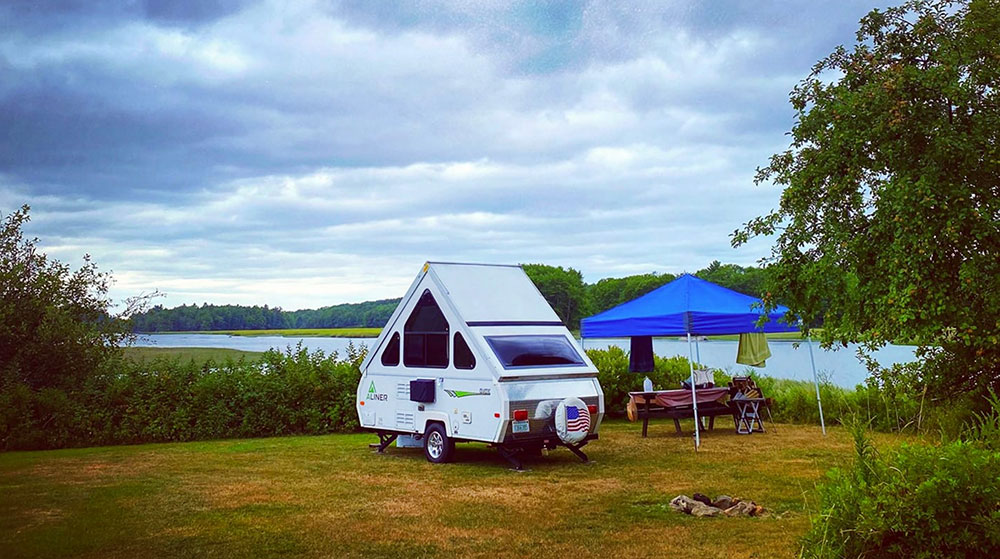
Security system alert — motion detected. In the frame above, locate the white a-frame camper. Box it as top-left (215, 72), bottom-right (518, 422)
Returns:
top-left (357, 262), bottom-right (604, 469)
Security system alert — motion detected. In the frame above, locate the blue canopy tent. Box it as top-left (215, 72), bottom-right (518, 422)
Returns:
top-left (581, 274), bottom-right (826, 448)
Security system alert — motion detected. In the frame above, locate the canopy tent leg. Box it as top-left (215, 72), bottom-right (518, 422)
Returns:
top-left (687, 333), bottom-right (700, 450)
top-left (807, 336), bottom-right (826, 435)
top-left (694, 337), bottom-right (701, 365)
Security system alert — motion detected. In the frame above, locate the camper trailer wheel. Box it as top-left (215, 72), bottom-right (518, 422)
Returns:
top-left (423, 424), bottom-right (454, 463)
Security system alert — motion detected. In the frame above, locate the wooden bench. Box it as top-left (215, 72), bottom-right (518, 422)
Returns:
top-left (628, 389), bottom-right (735, 437)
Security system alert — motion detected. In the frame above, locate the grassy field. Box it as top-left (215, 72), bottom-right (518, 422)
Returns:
top-left (156, 328), bottom-right (382, 338)
top-left (122, 347), bottom-right (265, 363)
top-left (0, 420), bottom-right (913, 559)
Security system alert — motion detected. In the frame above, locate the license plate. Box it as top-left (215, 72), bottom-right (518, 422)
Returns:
top-left (512, 420), bottom-right (530, 433)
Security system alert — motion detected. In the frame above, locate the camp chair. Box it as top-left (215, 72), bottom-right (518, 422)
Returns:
top-left (728, 376), bottom-right (776, 433)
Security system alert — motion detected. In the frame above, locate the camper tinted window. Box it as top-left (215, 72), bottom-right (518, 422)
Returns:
top-left (485, 335), bottom-right (585, 368)
top-left (454, 332), bottom-right (475, 369)
top-left (381, 332), bottom-right (400, 366)
top-left (404, 290), bottom-right (449, 368)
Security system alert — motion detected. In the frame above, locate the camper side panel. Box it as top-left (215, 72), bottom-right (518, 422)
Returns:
top-left (357, 280), bottom-right (505, 443)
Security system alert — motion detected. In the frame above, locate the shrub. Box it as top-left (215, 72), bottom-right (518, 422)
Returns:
top-left (587, 346), bottom-right (692, 414)
top-left (800, 414), bottom-right (1000, 558)
top-left (585, 346), bottom-right (961, 434)
top-left (0, 345), bottom-right (364, 451)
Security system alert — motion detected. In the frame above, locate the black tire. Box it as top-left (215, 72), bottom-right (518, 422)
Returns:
top-left (423, 423), bottom-right (454, 464)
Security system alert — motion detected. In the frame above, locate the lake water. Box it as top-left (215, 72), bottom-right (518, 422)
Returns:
top-left (583, 337), bottom-right (918, 387)
top-left (132, 333), bottom-right (918, 388)
top-left (132, 333), bottom-right (374, 356)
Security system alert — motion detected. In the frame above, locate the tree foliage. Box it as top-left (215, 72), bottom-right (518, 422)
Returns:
top-left (0, 205), bottom-right (138, 389)
top-left (521, 263), bottom-right (589, 326)
top-left (129, 299), bottom-right (400, 332)
top-left (587, 272), bottom-right (676, 315)
top-left (735, 0), bottom-right (1000, 394)
top-left (694, 261), bottom-right (766, 299)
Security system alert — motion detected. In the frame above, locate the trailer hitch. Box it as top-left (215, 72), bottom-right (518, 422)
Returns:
top-left (496, 433), bottom-right (597, 470)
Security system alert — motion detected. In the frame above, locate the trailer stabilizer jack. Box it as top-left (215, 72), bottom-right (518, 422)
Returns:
top-left (563, 440), bottom-right (590, 463)
top-left (497, 446), bottom-right (524, 471)
top-left (369, 431), bottom-right (398, 453)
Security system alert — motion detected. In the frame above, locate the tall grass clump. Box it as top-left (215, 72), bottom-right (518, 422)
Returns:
top-left (749, 372), bottom-right (924, 432)
top-left (799, 406), bottom-right (1000, 558)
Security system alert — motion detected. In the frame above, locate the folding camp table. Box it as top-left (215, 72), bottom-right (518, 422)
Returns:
top-left (732, 397), bottom-right (766, 434)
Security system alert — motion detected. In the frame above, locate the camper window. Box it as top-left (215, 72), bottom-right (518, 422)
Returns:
top-left (454, 332), bottom-right (475, 369)
top-left (403, 290), bottom-right (449, 368)
top-left (381, 332), bottom-right (400, 366)
top-left (485, 335), bottom-right (585, 369)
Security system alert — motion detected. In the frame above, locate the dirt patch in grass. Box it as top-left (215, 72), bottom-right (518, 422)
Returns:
top-left (12, 508), bottom-right (65, 532)
top-left (26, 454), bottom-right (165, 486)
top-left (201, 480), bottom-right (298, 510)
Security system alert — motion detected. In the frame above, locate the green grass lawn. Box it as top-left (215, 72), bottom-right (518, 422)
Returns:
top-left (0, 421), bottom-right (913, 559)
top-left (156, 328), bottom-right (382, 338)
top-left (122, 347), bottom-right (265, 363)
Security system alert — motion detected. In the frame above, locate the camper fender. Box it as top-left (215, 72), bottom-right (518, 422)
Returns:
top-left (421, 414), bottom-right (453, 438)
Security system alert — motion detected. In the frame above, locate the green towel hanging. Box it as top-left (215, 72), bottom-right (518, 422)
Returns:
top-left (736, 332), bottom-right (771, 367)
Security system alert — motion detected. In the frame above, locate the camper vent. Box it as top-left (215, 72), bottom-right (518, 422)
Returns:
top-left (396, 412), bottom-right (415, 429)
top-left (396, 383), bottom-right (410, 399)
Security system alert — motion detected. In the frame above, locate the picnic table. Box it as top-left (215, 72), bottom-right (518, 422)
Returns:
top-left (627, 387), bottom-right (732, 437)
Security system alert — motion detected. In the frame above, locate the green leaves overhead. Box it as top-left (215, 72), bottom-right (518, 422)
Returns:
top-left (736, 0), bottom-right (1000, 393)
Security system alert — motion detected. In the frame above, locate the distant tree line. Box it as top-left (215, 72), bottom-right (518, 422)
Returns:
top-left (129, 261), bottom-right (766, 332)
top-left (129, 299), bottom-right (401, 332)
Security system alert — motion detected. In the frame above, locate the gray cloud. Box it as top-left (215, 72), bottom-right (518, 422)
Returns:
top-left (1, 1), bottom-right (885, 309)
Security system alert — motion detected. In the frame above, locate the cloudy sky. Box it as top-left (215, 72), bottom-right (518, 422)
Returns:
top-left (1, 1), bottom-right (886, 310)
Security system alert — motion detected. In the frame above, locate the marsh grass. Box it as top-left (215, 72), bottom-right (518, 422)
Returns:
top-left (0, 421), bottom-right (915, 559)
top-left (157, 328), bottom-right (382, 338)
top-left (122, 347), bottom-right (265, 363)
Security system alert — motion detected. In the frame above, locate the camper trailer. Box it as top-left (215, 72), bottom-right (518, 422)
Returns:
top-left (356, 262), bottom-right (604, 468)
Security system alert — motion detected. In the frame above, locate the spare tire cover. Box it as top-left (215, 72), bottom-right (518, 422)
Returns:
top-left (555, 397), bottom-right (592, 444)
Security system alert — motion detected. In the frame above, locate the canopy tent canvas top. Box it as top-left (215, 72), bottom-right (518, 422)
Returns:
top-left (579, 274), bottom-right (825, 448)
top-left (581, 273), bottom-right (799, 338)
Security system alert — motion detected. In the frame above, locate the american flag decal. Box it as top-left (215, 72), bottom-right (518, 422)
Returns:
top-left (565, 405), bottom-right (590, 432)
